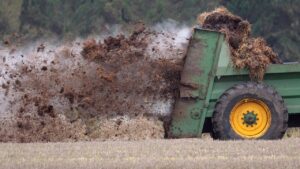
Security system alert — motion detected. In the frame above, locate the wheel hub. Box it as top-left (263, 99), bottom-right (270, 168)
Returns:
top-left (242, 111), bottom-right (258, 127)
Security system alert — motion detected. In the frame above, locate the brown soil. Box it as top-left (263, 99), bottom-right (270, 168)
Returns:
top-left (198, 7), bottom-right (281, 80)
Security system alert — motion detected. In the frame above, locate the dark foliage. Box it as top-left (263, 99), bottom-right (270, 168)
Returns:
top-left (0, 0), bottom-right (299, 61)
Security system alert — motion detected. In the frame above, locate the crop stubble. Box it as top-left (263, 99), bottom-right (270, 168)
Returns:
top-left (0, 139), bottom-right (299, 169)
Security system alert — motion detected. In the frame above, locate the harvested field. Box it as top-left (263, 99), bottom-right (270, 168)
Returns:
top-left (0, 138), bottom-right (300, 169)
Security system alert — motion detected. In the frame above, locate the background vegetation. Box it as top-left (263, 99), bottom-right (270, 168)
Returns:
top-left (0, 0), bottom-right (299, 61)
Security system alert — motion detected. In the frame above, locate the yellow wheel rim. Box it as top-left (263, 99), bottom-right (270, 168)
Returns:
top-left (230, 99), bottom-right (271, 139)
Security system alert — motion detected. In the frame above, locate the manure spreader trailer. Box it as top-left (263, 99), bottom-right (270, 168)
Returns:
top-left (169, 28), bottom-right (300, 140)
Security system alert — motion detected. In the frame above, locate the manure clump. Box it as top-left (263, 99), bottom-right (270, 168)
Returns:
top-left (198, 7), bottom-right (281, 80)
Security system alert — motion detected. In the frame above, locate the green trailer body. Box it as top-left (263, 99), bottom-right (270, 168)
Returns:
top-left (169, 28), bottom-right (300, 138)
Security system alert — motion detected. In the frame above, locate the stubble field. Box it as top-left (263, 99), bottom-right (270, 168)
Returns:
top-left (1, 137), bottom-right (300, 169)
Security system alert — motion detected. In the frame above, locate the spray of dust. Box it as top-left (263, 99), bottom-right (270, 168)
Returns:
top-left (147, 19), bottom-right (191, 60)
top-left (0, 21), bottom-right (191, 142)
top-left (146, 20), bottom-right (191, 116)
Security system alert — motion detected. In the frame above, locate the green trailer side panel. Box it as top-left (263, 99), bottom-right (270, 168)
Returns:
top-left (179, 30), bottom-right (222, 99)
top-left (217, 63), bottom-right (300, 76)
top-left (170, 99), bottom-right (205, 137)
top-left (169, 29), bottom-right (223, 138)
top-left (205, 72), bottom-right (300, 117)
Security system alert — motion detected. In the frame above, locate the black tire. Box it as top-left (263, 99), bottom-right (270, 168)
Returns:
top-left (212, 82), bottom-right (288, 140)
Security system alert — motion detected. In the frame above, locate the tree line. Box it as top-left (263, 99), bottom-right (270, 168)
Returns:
top-left (0, 0), bottom-right (299, 61)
